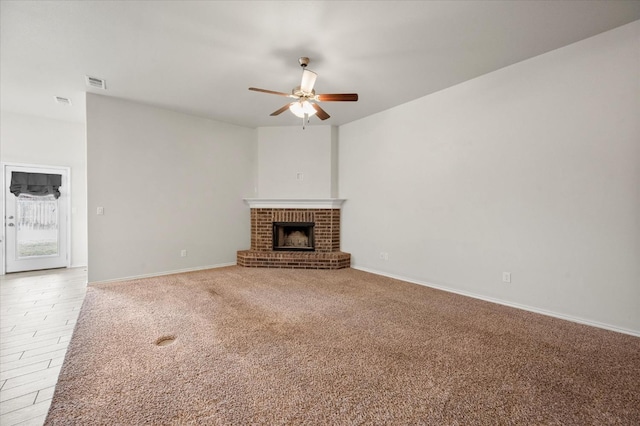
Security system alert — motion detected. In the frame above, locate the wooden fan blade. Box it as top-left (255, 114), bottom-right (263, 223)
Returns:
top-left (270, 103), bottom-right (292, 116)
top-left (311, 103), bottom-right (330, 120)
top-left (249, 87), bottom-right (292, 97)
top-left (316, 93), bottom-right (358, 102)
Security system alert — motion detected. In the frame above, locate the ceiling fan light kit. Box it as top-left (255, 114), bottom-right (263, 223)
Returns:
top-left (289, 100), bottom-right (317, 118)
top-left (249, 57), bottom-right (358, 129)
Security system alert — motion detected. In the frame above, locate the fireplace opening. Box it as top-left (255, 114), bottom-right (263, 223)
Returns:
top-left (273, 222), bottom-right (315, 251)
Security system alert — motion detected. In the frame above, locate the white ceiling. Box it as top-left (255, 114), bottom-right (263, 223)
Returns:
top-left (1, 1), bottom-right (639, 128)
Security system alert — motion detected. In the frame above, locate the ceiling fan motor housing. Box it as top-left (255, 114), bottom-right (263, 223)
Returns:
top-left (293, 87), bottom-right (315, 98)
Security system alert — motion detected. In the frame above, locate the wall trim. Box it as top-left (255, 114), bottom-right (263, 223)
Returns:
top-left (244, 198), bottom-right (346, 209)
top-left (352, 265), bottom-right (640, 338)
top-left (88, 262), bottom-right (236, 285)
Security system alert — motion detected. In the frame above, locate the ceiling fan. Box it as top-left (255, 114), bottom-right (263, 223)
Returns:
top-left (249, 57), bottom-right (358, 128)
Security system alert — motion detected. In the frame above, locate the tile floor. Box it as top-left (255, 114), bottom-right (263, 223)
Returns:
top-left (0, 267), bottom-right (87, 426)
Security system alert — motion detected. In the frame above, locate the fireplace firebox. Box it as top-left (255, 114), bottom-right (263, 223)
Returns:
top-left (273, 222), bottom-right (315, 251)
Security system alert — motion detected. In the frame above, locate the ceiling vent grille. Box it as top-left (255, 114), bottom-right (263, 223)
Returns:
top-left (85, 75), bottom-right (106, 90)
top-left (54, 96), bottom-right (72, 105)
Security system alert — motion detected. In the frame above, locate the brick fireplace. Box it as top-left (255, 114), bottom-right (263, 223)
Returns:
top-left (237, 199), bottom-right (350, 269)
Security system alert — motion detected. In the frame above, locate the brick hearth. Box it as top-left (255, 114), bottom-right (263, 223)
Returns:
top-left (237, 202), bottom-right (350, 269)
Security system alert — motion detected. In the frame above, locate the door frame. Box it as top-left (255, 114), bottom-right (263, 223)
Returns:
top-left (2, 162), bottom-right (72, 275)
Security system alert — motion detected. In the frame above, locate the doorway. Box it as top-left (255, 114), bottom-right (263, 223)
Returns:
top-left (4, 164), bottom-right (70, 273)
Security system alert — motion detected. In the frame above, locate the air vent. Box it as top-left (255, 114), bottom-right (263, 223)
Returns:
top-left (54, 96), bottom-right (72, 106)
top-left (85, 75), bottom-right (106, 90)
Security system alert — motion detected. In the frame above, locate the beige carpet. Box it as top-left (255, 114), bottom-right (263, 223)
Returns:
top-left (45, 267), bottom-right (640, 424)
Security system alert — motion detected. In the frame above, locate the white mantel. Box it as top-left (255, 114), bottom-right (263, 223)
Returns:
top-left (243, 198), bottom-right (346, 209)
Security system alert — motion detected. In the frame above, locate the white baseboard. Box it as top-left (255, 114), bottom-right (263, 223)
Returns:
top-left (352, 265), bottom-right (640, 338)
top-left (89, 262), bottom-right (236, 285)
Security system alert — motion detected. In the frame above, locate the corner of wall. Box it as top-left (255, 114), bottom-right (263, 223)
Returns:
top-left (331, 126), bottom-right (339, 198)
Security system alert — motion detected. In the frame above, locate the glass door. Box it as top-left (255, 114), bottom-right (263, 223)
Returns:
top-left (4, 165), bottom-right (70, 273)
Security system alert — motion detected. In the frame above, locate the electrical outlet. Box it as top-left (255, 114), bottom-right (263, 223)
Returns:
top-left (96, 207), bottom-right (104, 215)
top-left (180, 249), bottom-right (187, 257)
top-left (502, 272), bottom-right (511, 283)
top-left (379, 252), bottom-right (389, 261)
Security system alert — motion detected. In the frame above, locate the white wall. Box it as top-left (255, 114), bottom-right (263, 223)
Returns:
top-left (86, 94), bottom-right (256, 283)
top-left (339, 21), bottom-right (640, 334)
top-left (1, 111), bottom-right (88, 268)
top-left (257, 125), bottom-right (337, 198)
